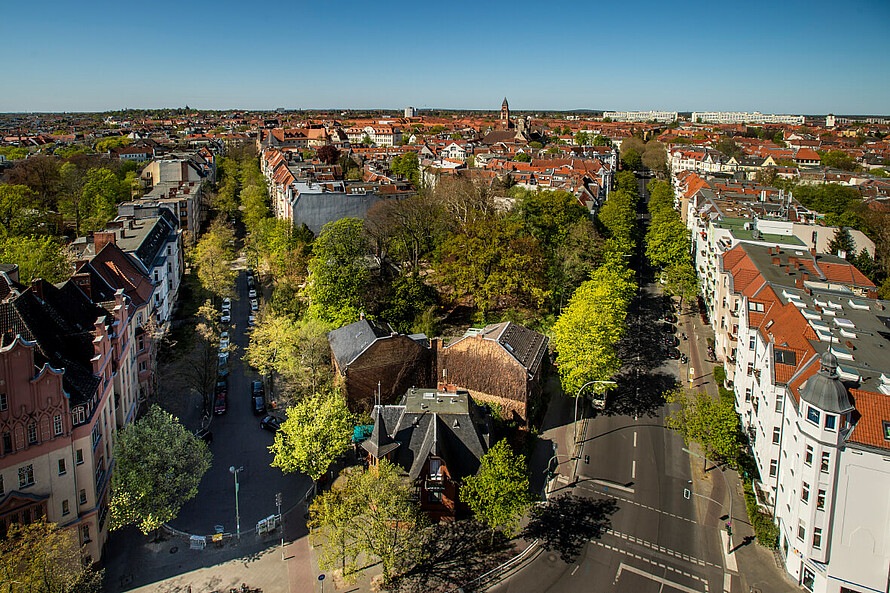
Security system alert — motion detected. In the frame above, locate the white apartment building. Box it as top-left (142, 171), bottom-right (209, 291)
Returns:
top-left (728, 250), bottom-right (889, 593)
top-left (691, 111), bottom-right (805, 125)
top-left (603, 110), bottom-right (678, 123)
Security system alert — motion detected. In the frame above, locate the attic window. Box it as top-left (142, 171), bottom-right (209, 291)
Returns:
top-left (884, 422), bottom-right (890, 441)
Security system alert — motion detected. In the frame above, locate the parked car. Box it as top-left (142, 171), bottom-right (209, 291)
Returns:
top-left (221, 311), bottom-right (231, 324)
top-left (247, 275), bottom-right (255, 289)
top-left (218, 356), bottom-right (229, 377)
top-left (662, 312), bottom-right (677, 323)
top-left (248, 289), bottom-right (257, 299)
top-left (253, 395), bottom-right (266, 415)
top-left (260, 415), bottom-right (281, 432)
top-left (222, 298), bottom-right (231, 310)
top-left (663, 335), bottom-right (680, 347)
top-left (248, 314), bottom-right (256, 326)
top-left (250, 299), bottom-right (259, 312)
top-left (219, 331), bottom-right (230, 350)
top-left (252, 380), bottom-right (264, 396)
top-left (666, 347), bottom-right (681, 360)
top-left (213, 390), bottom-right (227, 415)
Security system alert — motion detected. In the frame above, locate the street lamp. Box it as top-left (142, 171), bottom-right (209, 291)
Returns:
top-left (230, 465), bottom-right (243, 539)
top-left (683, 448), bottom-right (734, 554)
top-left (573, 380), bottom-right (617, 457)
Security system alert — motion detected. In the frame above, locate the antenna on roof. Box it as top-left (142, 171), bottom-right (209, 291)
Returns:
top-left (376, 381), bottom-right (381, 408)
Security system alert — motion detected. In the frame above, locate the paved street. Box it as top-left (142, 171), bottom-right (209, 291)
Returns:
top-left (103, 264), bottom-right (312, 593)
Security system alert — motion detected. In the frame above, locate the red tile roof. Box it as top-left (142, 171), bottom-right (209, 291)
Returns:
top-left (848, 389), bottom-right (890, 451)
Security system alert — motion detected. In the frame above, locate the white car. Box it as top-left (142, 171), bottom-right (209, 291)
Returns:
top-left (250, 299), bottom-right (259, 312)
top-left (248, 314), bottom-right (256, 326)
top-left (248, 289), bottom-right (257, 299)
top-left (219, 332), bottom-right (230, 350)
top-left (221, 312), bottom-right (231, 324)
top-left (222, 298), bottom-right (231, 310)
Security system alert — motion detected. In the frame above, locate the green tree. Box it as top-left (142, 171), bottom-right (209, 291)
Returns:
top-left (436, 215), bottom-right (546, 314)
top-left (192, 216), bottom-right (236, 300)
top-left (0, 184), bottom-right (43, 236)
top-left (645, 215), bottom-right (691, 269)
top-left (80, 168), bottom-right (127, 231)
top-left (308, 460), bottom-right (423, 585)
top-left (590, 134), bottom-right (612, 147)
top-left (110, 405), bottom-right (211, 534)
top-left (0, 235), bottom-right (69, 283)
top-left (574, 131), bottom-right (589, 146)
top-left (0, 518), bottom-right (102, 593)
top-left (827, 227), bottom-right (856, 259)
top-left (391, 151), bottom-right (420, 186)
top-left (246, 315), bottom-right (331, 399)
top-left (552, 263), bottom-right (636, 395)
top-left (460, 439), bottom-right (532, 540)
top-left (666, 389), bottom-right (741, 468)
top-left (514, 152), bottom-right (531, 162)
top-left (271, 390), bottom-right (353, 486)
top-left (714, 138), bottom-right (744, 160)
top-left (621, 148), bottom-right (642, 171)
top-left (306, 218), bottom-right (369, 326)
top-left (641, 140), bottom-right (667, 172)
top-left (820, 150), bottom-right (857, 172)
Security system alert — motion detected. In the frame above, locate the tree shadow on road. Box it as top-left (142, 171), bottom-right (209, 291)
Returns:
top-left (393, 519), bottom-right (512, 593)
top-left (605, 370), bottom-right (677, 418)
top-left (522, 494), bottom-right (618, 563)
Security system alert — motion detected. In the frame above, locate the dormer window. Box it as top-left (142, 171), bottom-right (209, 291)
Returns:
top-left (883, 422), bottom-right (890, 441)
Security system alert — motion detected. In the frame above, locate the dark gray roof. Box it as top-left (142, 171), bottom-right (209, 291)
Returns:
top-left (327, 319), bottom-right (394, 368)
top-left (799, 353), bottom-right (854, 414)
top-left (362, 406), bottom-right (400, 458)
top-left (364, 388), bottom-right (491, 482)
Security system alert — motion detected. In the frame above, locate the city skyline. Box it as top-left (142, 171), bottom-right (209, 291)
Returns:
top-left (3, 0), bottom-right (889, 114)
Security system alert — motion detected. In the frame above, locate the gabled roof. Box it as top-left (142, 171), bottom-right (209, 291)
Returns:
top-left (327, 318), bottom-right (396, 369)
top-left (446, 322), bottom-right (549, 376)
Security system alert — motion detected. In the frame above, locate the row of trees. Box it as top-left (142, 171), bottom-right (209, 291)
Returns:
top-left (618, 136), bottom-right (667, 173)
top-left (645, 180), bottom-right (700, 304)
top-left (553, 171), bottom-right (639, 397)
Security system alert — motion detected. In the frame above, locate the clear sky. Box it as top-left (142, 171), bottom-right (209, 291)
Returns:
top-left (3, 0), bottom-right (889, 114)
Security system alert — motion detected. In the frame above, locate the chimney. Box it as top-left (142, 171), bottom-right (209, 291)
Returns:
top-left (802, 272), bottom-right (810, 282)
top-left (72, 272), bottom-right (92, 300)
top-left (785, 265), bottom-right (790, 274)
top-left (94, 231), bottom-right (116, 251)
top-left (772, 257), bottom-right (780, 266)
top-left (30, 278), bottom-right (45, 301)
top-left (795, 278), bottom-right (803, 288)
top-left (2, 263), bottom-right (20, 283)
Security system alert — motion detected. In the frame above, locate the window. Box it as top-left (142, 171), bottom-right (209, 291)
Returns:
top-left (0, 392), bottom-right (6, 411)
top-left (428, 490), bottom-right (442, 503)
top-left (745, 388), bottom-right (752, 402)
top-left (58, 458), bottom-right (66, 475)
top-left (749, 336), bottom-right (756, 350)
top-left (75, 449), bottom-right (84, 465)
top-left (748, 301), bottom-right (765, 312)
top-left (821, 452), bottom-right (830, 473)
top-left (81, 524), bottom-right (91, 543)
top-left (798, 521), bottom-right (806, 541)
top-left (73, 407), bottom-right (85, 425)
top-left (802, 567), bottom-right (815, 591)
top-left (773, 427), bottom-right (781, 444)
top-left (2, 432), bottom-right (11, 454)
top-left (79, 489), bottom-right (87, 505)
top-left (53, 415), bottom-right (63, 436)
top-left (769, 459), bottom-right (778, 478)
top-left (137, 334), bottom-right (145, 352)
top-left (774, 349), bottom-right (797, 365)
top-left (884, 421), bottom-right (890, 441)
top-left (801, 482), bottom-right (810, 502)
top-left (825, 414), bottom-right (836, 431)
top-left (813, 527), bottom-right (822, 550)
top-left (18, 464), bottom-right (34, 488)
top-left (807, 406), bottom-right (820, 425)
top-left (91, 424), bottom-right (101, 449)
top-left (27, 423), bottom-right (37, 445)
top-left (747, 362), bottom-right (754, 376)
top-left (776, 395), bottom-right (783, 414)
top-left (139, 361), bottom-right (147, 373)
top-left (805, 445), bottom-right (813, 466)
top-left (62, 499), bottom-right (70, 516)
top-left (817, 489), bottom-right (826, 510)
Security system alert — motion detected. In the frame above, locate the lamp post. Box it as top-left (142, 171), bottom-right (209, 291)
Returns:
top-left (683, 449), bottom-right (733, 553)
top-left (573, 380), bottom-right (617, 457)
top-left (230, 465), bottom-right (243, 539)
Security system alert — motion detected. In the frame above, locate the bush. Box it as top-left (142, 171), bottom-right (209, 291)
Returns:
top-left (743, 479), bottom-right (779, 549)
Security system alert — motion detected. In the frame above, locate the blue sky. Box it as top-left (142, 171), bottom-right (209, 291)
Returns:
top-left (3, 0), bottom-right (889, 114)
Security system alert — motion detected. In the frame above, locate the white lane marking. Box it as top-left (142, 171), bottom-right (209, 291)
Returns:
top-left (603, 529), bottom-right (720, 568)
top-left (632, 459), bottom-right (636, 479)
top-left (571, 564), bottom-right (580, 576)
top-left (634, 431), bottom-right (638, 447)
top-left (723, 572), bottom-right (731, 593)
top-left (614, 562), bottom-right (707, 593)
top-left (586, 479), bottom-right (635, 494)
top-left (577, 485), bottom-right (699, 524)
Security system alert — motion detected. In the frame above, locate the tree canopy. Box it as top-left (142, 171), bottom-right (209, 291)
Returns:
top-left (305, 217), bottom-right (369, 326)
top-left (270, 390), bottom-right (353, 482)
top-left (460, 439), bottom-right (532, 537)
top-left (110, 405), bottom-right (211, 534)
top-left (666, 389), bottom-right (741, 467)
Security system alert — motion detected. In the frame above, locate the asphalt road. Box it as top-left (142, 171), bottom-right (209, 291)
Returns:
top-left (169, 266), bottom-right (311, 536)
top-left (491, 176), bottom-right (737, 593)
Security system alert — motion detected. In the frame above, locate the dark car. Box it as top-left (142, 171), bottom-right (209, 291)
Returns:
top-left (663, 335), bottom-right (680, 347)
top-left (666, 347), bottom-right (681, 360)
top-left (213, 390), bottom-right (227, 415)
top-left (253, 395), bottom-right (266, 415)
top-left (260, 415), bottom-right (280, 432)
top-left (662, 312), bottom-right (678, 323)
top-left (252, 380), bottom-right (264, 396)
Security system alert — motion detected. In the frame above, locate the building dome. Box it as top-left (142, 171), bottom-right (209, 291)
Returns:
top-left (799, 352), bottom-right (854, 414)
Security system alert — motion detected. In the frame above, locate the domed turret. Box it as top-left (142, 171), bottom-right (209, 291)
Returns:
top-left (799, 352), bottom-right (854, 414)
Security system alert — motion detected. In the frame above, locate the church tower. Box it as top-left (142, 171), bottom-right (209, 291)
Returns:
top-left (500, 98), bottom-right (512, 128)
